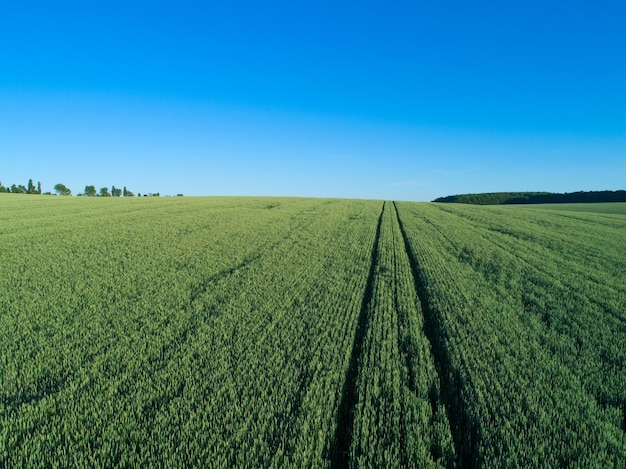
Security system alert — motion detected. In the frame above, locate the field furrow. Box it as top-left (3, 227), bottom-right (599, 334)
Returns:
top-left (346, 202), bottom-right (454, 468)
top-left (395, 201), bottom-right (625, 467)
top-left (331, 201), bottom-right (384, 466)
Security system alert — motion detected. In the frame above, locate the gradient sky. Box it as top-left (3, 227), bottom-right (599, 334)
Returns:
top-left (1, 1), bottom-right (625, 200)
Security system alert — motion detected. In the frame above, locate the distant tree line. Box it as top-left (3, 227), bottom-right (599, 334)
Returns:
top-left (0, 179), bottom-right (42, 195)
top-left (433, 190), bottom-right (626, 205)
top-left (0, 178), bottom-right (162, 197)
top-left (80, 185), bottom-right (134, 197)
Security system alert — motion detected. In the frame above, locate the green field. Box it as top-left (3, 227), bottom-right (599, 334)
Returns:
top-left (1, 196), bottom-right (624, 467)
top-left (511, 202), bottom-right (626, 214)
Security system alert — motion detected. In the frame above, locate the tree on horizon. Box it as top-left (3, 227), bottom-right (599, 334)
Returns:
top-left (54, 183), bottom-right (72, 196)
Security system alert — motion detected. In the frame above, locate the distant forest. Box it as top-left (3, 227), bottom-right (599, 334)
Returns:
top-left (433, 190), bottom-right (626, 205)
top-left (0, 178), bottom-right (172, 197)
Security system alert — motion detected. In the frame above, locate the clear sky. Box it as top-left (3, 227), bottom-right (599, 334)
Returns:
top-left (1, 1), bottom-right (625, 200)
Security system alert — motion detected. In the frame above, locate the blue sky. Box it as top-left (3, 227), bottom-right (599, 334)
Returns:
top-left (1, 1), bottom-right (624, 200)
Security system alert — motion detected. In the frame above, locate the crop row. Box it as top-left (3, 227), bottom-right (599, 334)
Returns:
top-left (347, 201), bottom-right (454, 467)
top-left (395, 202), bottom-right (625, 467)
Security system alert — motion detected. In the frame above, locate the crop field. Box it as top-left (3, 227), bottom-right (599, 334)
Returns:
top-left (513, 202), bottom-right (626, 215)
top-left (1, 195), bottom-right (624, 467)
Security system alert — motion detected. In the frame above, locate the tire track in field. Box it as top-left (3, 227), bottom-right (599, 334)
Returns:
top-left (393, 201), bottom-right (472, 468)
top-left (389, 203), bottom-right (410, 469)
top-left (389, 205), bottom-right (447, 466)
top-left (330, 202), bottom-right (385, 468)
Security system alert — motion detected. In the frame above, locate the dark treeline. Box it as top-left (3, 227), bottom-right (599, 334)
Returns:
top-left (433, 190), bottom-right (626, 205)
top-left (0, 179), bottom-right (42, 194)
top-left (82, 185), bottom-right (135, 197)
top-left (0, 179), bottom-right (163, 197)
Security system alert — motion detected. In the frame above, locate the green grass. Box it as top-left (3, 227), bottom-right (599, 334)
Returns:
top-left (1, 195), bottom-right (624, 467)
top-left (510, 201), bottom-right (626, 214)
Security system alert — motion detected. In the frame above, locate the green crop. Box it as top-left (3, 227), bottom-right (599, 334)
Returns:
top-left (1, 195), bottom-right (624, 467)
